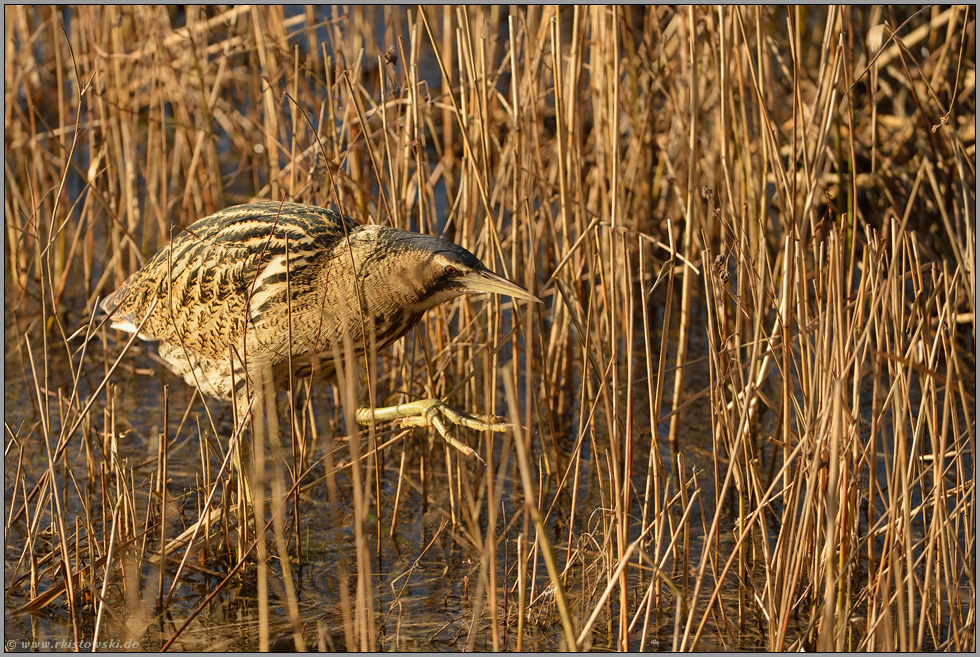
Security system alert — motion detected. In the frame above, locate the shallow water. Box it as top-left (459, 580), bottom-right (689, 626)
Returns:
top-left (3, 289), bottom-right (735, 651)
top-left (6, 5), bottom-right (973, 652)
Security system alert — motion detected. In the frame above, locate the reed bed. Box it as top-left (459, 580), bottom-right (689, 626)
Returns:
top-left (4, 5), bottom-right (975, 651)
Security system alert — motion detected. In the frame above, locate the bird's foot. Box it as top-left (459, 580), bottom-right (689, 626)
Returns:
top-left (356, 399), bottom-right (510, 463)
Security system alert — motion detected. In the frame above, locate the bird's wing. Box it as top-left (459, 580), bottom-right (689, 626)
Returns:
top-left (102, 202), bottom-right (360, 361)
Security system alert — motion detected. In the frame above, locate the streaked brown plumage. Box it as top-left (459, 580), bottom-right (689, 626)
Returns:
top-left (102, 202), bottom-right (538, 428)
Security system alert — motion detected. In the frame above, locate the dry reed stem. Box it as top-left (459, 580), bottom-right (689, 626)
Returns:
top-left (4, 5), bottom-right (974, 652)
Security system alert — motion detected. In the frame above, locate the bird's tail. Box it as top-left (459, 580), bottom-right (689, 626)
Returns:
top-left (94, 271), bottom-right (158, 340)
top-left (99, 273), bottom-right (134, 316)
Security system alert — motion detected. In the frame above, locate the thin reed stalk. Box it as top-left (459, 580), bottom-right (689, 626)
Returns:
top-left (4, 5), bottom-right (974, 652)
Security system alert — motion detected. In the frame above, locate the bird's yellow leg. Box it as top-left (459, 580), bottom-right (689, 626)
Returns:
top-left (355, 399), bottom-right (510, 462)
top-left (230, 397), bottom-right (256, 559)
top-left (225, 434), bottom-right (251, 562)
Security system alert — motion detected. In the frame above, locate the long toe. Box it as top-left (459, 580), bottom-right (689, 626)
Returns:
top-left (356, 398), bottom-right (511, 461)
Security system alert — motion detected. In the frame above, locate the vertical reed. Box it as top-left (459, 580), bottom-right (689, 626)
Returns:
top-left (4, 5), bottom-right (974, 651)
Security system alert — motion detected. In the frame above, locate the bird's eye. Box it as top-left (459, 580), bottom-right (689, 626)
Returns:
top-left (444, 265), bottom-right (458, 275)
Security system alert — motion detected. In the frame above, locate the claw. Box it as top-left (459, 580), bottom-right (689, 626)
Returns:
top-left (356, 399), bottom-right (510, 462)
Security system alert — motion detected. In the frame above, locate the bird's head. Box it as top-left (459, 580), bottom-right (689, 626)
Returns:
top-left (372, 228), bottom-right (540, 314)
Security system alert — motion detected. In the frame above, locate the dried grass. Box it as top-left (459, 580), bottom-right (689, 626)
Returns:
top-left (4, 5), bottom-right (975, 651)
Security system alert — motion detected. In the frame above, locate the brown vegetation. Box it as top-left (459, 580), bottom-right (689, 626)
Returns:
top-left (4, 5), bottom-right (975, 651)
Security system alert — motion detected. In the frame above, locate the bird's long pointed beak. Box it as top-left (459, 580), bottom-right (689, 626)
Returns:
top-left (460, 269), bottom-right (541, 303)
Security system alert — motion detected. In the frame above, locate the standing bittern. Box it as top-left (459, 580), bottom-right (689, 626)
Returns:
top-left (102, 201), bottom-right (538, 464)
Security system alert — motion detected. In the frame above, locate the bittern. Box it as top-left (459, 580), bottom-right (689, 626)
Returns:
top-left (102, 201), bottom-right (538, 480)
